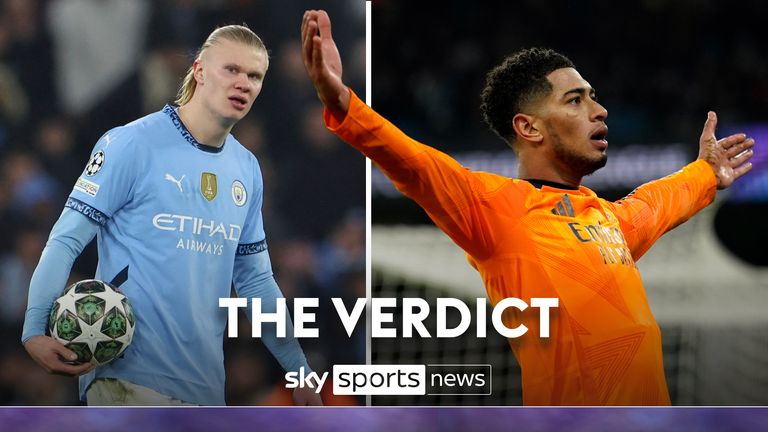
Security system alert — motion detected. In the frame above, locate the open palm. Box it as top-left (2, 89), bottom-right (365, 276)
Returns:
top-left (301, 10), bottom-right (349, 119)
top-left (697, 111), bottom-right (754, 189)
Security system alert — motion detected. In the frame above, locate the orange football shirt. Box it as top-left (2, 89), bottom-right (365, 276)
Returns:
top-left (327, 91), bottom-right (716, 405)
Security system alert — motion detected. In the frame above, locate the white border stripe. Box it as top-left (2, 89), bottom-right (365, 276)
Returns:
top-left (365, 0), bottom-right (373, 408)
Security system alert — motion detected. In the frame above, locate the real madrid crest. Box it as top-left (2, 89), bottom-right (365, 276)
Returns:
top-left (200, 172), bottom-right (217, 201)
top-left (232, 180), bottom-right (247, 207)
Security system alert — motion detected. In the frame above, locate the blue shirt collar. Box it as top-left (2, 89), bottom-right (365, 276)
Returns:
top-left (162, 104), bottom-right (225, 153)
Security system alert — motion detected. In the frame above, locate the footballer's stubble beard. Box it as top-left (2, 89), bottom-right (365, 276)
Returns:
top-left (549, 129), bottom-right (608, 178)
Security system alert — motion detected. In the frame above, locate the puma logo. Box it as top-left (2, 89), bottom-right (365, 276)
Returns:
top-left (164, 173), bottom-right (185, 193)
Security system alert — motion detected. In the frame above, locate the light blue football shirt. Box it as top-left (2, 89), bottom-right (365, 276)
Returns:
top-left (31, 106), bottom-right (306, 405)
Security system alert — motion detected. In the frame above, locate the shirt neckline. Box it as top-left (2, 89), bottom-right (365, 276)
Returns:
top-left (523, 178), bottom-right (579, 191)
top-left (162, 104), bottom-right (225, 154)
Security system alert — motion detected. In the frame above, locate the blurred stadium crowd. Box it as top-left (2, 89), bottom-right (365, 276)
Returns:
top-left (0, 0), bottom-right (365, 405)
top-left (372, 0), bottom-right (767, 227)
top-left (374, 0), bottom-right (768, 154)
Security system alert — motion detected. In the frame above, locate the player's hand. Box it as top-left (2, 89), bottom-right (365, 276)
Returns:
top-left (697, 111), bottom-right (755, 189)
top-left (292, 386), bottom-right (323, 406)
top-left (23, 335), bottom-right (95, 376)
top-left (301, 9), bottom-right (350, 123)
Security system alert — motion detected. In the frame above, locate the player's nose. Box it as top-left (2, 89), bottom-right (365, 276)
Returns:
top-left (592, 100), bottom-right (608, 122)
top-left (234, 75), bottom-right (251, 93)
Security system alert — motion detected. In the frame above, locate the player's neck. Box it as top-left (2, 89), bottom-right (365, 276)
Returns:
top-left (177, 102), bottom-right (233, 149)
top-left (517, 157), bottom-right (583, 188)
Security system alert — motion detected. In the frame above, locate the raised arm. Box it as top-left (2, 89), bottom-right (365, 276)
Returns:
top-left (606, 112), bottom-right (755, 259)
top-left (301, 10), bottom-right (509, 259)
top-left (301, 10), bottom-right (350, 123)
top-left (697, 111), bottom-right (754, 189)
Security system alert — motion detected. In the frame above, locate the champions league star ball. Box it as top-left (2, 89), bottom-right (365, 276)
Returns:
top-left (48, 280), bottom-right (135, 365)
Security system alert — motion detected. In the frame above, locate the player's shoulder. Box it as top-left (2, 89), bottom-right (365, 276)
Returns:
top-left (97, 107), bottom-right (176, 154)
top-left (226, 135), bottom-right (261, 167)
top-left (225, 136), bottom-right (265, 194)
top-left (469, 170), bottom-right (516, 197)
top-left (101, 108), bottom-right (166, 142)
top-left (473, 170), bottom-right (511, 184)
top-left (121, 107), bottom-right (172, 139)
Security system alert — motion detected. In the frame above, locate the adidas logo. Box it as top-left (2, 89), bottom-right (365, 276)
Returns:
top-left (551, 194), bottom-right (575, 217)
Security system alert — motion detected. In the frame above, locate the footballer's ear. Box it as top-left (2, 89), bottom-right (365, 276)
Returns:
top-left (193, 59), bottom-right (204, 85)
top-left (512, 113), bottom-right (543, 144)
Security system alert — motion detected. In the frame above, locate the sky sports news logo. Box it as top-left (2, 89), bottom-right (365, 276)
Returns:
top-left (285, 364), bottom-right (491, 396)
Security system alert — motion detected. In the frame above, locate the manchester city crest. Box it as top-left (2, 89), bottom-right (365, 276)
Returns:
top-left (232, 180), bottom-right (247, 206)
top-left (201, 172), bottom-right (217, 201)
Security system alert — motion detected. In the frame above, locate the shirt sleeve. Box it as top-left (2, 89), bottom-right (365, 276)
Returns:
top-left (325, 90), bottom-right (508, 259)
top-left (234, 157), bottom-right (267, 255)
top-left (232, 252), bottom-right (311, 374)
top-left (232, 156), bottom-right (310, 373)
top-left (22, 209), bottom-right (99, 343)
top-left (603, 159), bottom-right (717, 260)
top-left (66, 127), bottom-right (140, 225)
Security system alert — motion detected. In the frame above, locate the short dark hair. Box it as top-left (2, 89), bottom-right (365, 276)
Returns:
top-left (480, 48), bottom-right (574, 147)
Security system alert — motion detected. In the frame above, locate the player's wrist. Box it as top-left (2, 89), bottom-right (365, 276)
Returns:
top-left (322, 84), bottom-right (350, 123)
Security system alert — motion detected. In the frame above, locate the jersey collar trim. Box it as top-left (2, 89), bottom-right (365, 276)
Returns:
top-left (162, 104), bottom-right (225, 154)
top-left (523, 179), bottom-right (579, 191)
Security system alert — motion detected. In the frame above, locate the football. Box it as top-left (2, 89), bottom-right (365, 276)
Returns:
top-left (48, 279), bottom-right (135, 365)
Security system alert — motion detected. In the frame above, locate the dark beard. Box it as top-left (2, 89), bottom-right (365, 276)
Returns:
top-left (550, 131), bottom-right (608, 176)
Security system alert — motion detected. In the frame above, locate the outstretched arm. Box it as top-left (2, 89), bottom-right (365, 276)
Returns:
top-left (302, 9), bottom-right (350, 123)
top-left (607, 112), bottom-right (755, 259)
top-left (697, 111), bottom-right (754, 189)
top-left (300, 10), bottom-right (508, 259)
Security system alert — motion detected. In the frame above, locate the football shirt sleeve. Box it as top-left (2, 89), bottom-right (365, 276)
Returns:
top-left (21, 209), bottom-right (99, 343)
top-left (325, 90), bottom-right (507, 259)
top-left (234, 157), bottom-right (267, 255)
top-left (605, 159), bottom-right (717, 260)
top-left (232, 253), bottom-right (311, 374)
top-left (66, 128), bottom-right (141, 224)
top-left (232, 157), bottom-right (310, 374)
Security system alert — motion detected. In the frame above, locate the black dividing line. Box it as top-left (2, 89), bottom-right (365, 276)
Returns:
top-left (110, 265), bottom-right (129, 287)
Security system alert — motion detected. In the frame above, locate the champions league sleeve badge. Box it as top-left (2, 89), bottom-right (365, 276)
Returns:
top-left (232, 180), bottom-right (247, 207)
top-left (85, 151), bottom-right (105, 176)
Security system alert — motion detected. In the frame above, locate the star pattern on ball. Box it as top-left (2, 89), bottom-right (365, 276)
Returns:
top-left (49, 280), bottom-right (135, 365)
